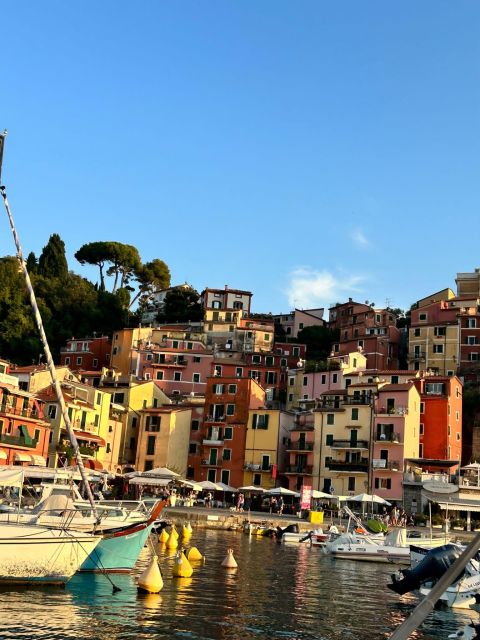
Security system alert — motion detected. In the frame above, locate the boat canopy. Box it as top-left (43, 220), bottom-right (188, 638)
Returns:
top-left (0, 468), bottom-right (24, 488)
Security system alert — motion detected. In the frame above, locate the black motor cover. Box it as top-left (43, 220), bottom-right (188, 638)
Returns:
top-left (388, 544), bottom-right (462, 595)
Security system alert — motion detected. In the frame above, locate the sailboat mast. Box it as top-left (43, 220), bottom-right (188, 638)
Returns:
top-left (0, 133), bottom-right (98, 518)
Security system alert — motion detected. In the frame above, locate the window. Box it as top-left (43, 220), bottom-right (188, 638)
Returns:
top-left (321, 374), bottom-right (326, 384)
top-left (106, 443), bottom-right (111, 454)
top-left (47, 405), bottom-right (57, 419)
top-left (351, 408), bottom-right (359, 421)
top-left (391, 375), bottom-right (399, 384)
top-left (187, 342), bottom-right (193, 350)
top-left (228, 384), bottom-right (237, 394)
top-left (420, 402), bottom-right (425, 414)
top-left (265, 356), bottom-right (274, 366)
top-left (457, 432), bottom-right (461, 441)
top-left (456, 411), bottom-right (459, 422)
top-left (191, 419), bottom-right (200, 431)
top-left (214, 365), bottom-right (222, 376)
top-left (419, 313), bottom-right (427, 321)
top-left (252, 414), bottom-right (269, 429)
top-left (326, 434), bottom-right (333, 446)
top-left (326, 414), bottom-right (335, 425)
top-left (288, 393), bottom-right (293, 402)
top-left (76, 357), bottom-right (82, 365)
top-left (264, 334), bottom-right (270, 341)
top-left (374, 478), bottom-right (392, 489)
top-left (433, 344), bottom-right (444, 354)
top-left (94, 414), bottom-right (99, 427)
top-left (144, 460), bottom-right (153, 472)
top-left (156, 371), bottom-right (164, 380)
top-left (293, 347), bottom-right (300, 356)
top-left (303, 376), bottom-right (308, 386)
top-left (65, 357), bottom-right (70, 365)
top-left (419, 423), bottom-right (424, 435)
top-left (193, 356), bottom-right (201, 363)
top-left (223, 448), bottom-right (231, 461)
top-left (347, 477), bottom-right (355, 492)
top-left (174, 372), bottom-right (182, 381)
top-left (236, 367), bottom-right (243, 377)
top-left (332, 373), bottom-right (338, 383)
top-left (221, 469), bottom-right (230, 485)
top-left (434, 326), bottom-right (446, 336)
top-left (147, 435), bottom-right (156, 455)
top-left (414, 328), bottom-right (421, 337)
top-left (226, 404), bottom-right (235, 416)
top-left (289, 377), bottom-right (295, 386)
top-left (112, 347), bottom-right (118, 355)
top-left (129, 437), bottom-right (136, 450)
top-left (172, 340), bottom-right (178, 348)
top-left (280, 359), bottom-right (287, 367)
top-left (467, 336), bottom-right (478, 345)
top-left (252, 355), bottom-right (261, 364)
top-left (467, 318), bottom-right (477, 328)
top-left (93, 358), bottom-right (98, 368)
top-left (193, 373), bottom-right (201, 383)
top-left (214, 383), bottom-right (225, 394)
top-left (299, 322), bottom-right (304, 330)
top-left (233, 301), bottom-right (243, 310)
top-left (189, 443), bottom-right (197, 454)
top-left (113, 392), bottom-right (125, 403)
top-left (146, 416), bottom-right (161, 432)
top-left (357, 340), bottom-right (364, 349)
top-left (468, 353), bottom-right (479, 361)
top-left (224, 426), bottom-right (233, 439)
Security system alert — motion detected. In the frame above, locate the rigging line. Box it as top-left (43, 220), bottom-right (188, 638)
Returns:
top-left (0, 180), bottom-right (98, 521)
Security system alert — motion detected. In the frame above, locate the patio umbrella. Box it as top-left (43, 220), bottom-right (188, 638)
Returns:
top-left (143, 467), bottom-right (180, 478)
top-left (346, 492), bottom-right (391, 515)
top-left (197, 480), bottom-right (222, 491)
top-left (311, 490), bottom-right (337, 499)
top-left (264, 487), bottom-right (299, 497)
top-left (237, 485), bottom-right (265, 492)
top-left (215, 482), bottom-right (238, 493)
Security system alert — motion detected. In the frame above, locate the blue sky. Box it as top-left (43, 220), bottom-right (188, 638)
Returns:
top-left (1, 1), bottom-right (479, 315)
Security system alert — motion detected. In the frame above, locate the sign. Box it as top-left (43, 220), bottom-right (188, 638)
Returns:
top-left (300, 485), bottom-right (312, 510)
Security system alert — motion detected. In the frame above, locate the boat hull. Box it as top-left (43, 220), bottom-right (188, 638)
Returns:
top-left (0, 523), bottom-right (100, 584)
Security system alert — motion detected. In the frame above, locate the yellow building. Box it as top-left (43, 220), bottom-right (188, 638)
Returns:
top-left (243, 409), bottom-right (283, 489)
top-left (38, 380), bottom-right (113, 471)
top-left (135, 407), bottom-right (192, 474)
top-left (110, 328), bottom-right (154, 376)
top-left (99, 378), bottom-right (171, 469)
top-left (10, 364), bottom-right (77, 394)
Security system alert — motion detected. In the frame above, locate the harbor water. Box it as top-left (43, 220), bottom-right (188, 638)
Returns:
top-left (0, 528), bottom-right (477, 639)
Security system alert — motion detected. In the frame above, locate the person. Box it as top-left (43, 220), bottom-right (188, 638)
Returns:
top-left (269, 496), bottom-right (277, 513)
top-left (236, 492), bottom-right (244, 512)
top-left (278, 496), bottom-right (284, 515)
top-left (206, 491), bottom-right (213, 508)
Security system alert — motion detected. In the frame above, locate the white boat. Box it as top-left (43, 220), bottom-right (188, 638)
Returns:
top-left (324, 529), bottom-right (412, 564)
top-left (0, 521), bottom-right (100, 585)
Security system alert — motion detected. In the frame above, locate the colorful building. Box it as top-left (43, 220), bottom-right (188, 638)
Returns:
top-left (243, 409), bottom-right (287, 489)
top-left (60, 335), bottom-right (111, 371)
top-left (273, 308), bottom-right (325, 338)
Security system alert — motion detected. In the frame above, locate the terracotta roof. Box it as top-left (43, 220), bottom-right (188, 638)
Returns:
top-left (378, 383), bottom-right (413, 391)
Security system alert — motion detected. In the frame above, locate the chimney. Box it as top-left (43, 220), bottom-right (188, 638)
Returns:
top-left (225, 284), bottom-right (228, 290)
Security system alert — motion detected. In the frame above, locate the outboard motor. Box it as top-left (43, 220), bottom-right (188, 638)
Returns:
top-left (388, 544), bottom-right (462, 595)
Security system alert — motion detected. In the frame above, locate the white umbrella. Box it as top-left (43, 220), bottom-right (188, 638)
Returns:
top-left (237, 485), bottom-right (265, 492)
top-left (215, 482), bottom-right (238, 493)
top-left (264, 487), bottom-right (299, 497)
top-left (197, 480), bottom-right (222, 491)
top-left (346, 492), bottom-right (391, 515)
top-left (311, 490), bottom-right (336, 499)
top-left (143, 467), bottom-right (180, 478)
top-left (177, 478), bottom-right (203, 491)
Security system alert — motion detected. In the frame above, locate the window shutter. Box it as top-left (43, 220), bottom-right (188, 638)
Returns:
top-left (252, 414), bottom-right (257, 429)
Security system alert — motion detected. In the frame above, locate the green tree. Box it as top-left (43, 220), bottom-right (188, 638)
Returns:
top-left (75, 241), bottom-right (112, 291)
top-left (75, 241), bottom-right (142, 293)
top-left (129, 258), bottom-right (171, 310)
top-left (296, 325), bottom-right (339, 361)
top-left (26, 251), bottom-right (37, 274)
top-left (38, 233), bottom-right (68, 279)
top-left (157, 287), bottom-right (202, 324)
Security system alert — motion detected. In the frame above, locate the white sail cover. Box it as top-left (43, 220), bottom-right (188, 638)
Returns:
top-left (0, 469), bottom-right (24, 488)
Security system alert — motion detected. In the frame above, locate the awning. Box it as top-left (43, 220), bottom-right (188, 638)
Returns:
top-left (29, 455), bottom-right (47, 467)
top-left (0, 450), bottom-right (7, 461)
top-left (129, 476), bottom-right (171, 486)
top-left (0, 468), bottom-right (24, 488)
top-left (71, 430), bottom-right (106, 446)
top-left (13, 452), bottom-right (32, 463)
top-left (84, 459), bottom-right (103, 471)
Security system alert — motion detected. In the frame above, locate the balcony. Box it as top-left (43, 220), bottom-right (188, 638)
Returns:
top-left (330, 439), bottom-right (369, 449)
top-left (205, 415), bottom-right (227, 423)
top-left (327, 460), bottom-right (369, 473)
top-left (373, 460), bottom-right (401, 471)
top-left (286, 442), bottom-right (314, 452)
top-left (202, 438), bottom-right (224, 446)
top-left (0, 403), bottom-right (40, 420)
top-left (374, 432), bottom-right (401, 443)
top-left (408, 352), bottom-right (426, 361)
top-left (376, 407), bottom-right (409, 417)
top-left (0, 433), bottom-right (38, 449)
top-left (343, 396), bottom-right (372, 406)
top-left (244, 463), bottom-right (272, 472)
top-left (201, 459), bottom-right (221, 467)
top-left (284, 465), bottom-right (313, 475)
top-left (57, 442), bottom-right (97, 457)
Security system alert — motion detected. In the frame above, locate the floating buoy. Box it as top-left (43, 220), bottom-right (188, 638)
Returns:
top-left (182, 525), bottom-right (192, 540)
top-left (221, 548), bottom-right (238, 569)
top-left (166, 531), bottom-right (178, 549)
top-left (171, 525), bottom-right (179, 540)
top-left (185, 522), bottom-right (193, 532)
top-left (185, 546), bottom-right (203, 561)
top-left (137, 555), bottom-right (163, 593)
top-left (158, 528), bottom-right (169, 544)
top-left (172, 550), bottom-right (193, 578)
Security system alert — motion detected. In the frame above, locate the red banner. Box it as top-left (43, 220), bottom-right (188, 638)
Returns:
top-left (300, 485), bottom-right (312, 510)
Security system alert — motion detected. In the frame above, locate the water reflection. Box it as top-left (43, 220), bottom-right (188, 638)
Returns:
top-left (0, 529), bottom-right (475, 639)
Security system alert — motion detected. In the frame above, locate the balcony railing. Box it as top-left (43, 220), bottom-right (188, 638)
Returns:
top-left (0, 433), bottom-right (38, 449)
top-left (202, 438), bottom-right (224, 446)
top-left (201, 459), bottom-right (221, 467)
top-left (0, 404), bottom-right (40, 420)
top-left (343, 396), bottom-right (372, 405)
top-left (374, 432), bottom-right (401, 443)
top-left (327, 460), bottom-right (369, 472)
top-left (244, 463), bottom-right (273, 472)
top-left (376, 407), bottom-right (409, 416)
top-left (286, 442), bottom-right (314, 452)
top-left (57, 442), bottom-right (97, 456)
top-left (373, 460), bottom-right (401, 471)
top-left (408, 352), bottom-right (426, 361)
top-left (330, 439), bottom-right (369, 449)
top-left (284, 465), bottom-right (313, 475)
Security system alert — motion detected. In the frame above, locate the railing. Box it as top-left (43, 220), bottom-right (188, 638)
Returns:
top-left (205, 416), bottom-right (227, 423)
top-left (374, 460), bottom-right (401, 471)
top-left (284, 465), bottom-right (313, 474)
top-left (331, 439), bottom-right (369, 449)
top-left (327, 460), bottom-right (368, 472)
top-left (286, 442), bottom-right (314, 451)
top-left (57, 442), bottom-right (98, 456)
top-left (376, 407), bottom-right (409, 416)
top-left (201, 459), bottom-right (221, 467)
top-left (202, 438), bottom-right (224, 446)
top-left (408, 352), bottom-right (426, 361)
top-left (0, 433), bottom-right (38, 448)
top-left (317, 402), bottom-right (343, 410)
top-left (374, 432), bottom-right (401, 443)
top-left (0, 404), bottom-right (39, 419)
top-left (343, 396), bottom-right (372, 405)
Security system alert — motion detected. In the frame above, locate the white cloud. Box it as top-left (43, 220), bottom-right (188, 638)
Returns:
top-left (350, 228), bottom-right (370, 249)
top-left (286, 267), bottom-right (365, 309)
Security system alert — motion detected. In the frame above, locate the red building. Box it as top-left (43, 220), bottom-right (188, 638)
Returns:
top-left (188, 376), bottom-right (265, 487)
top-left (328, 299), bottom-right (400, 369)
top-left (60, 336), bottom-right (111, 371)
top-left (413, 375), bottom-right (463, 470)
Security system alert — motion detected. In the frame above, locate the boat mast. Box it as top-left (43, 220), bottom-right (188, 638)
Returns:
top-left (0, 131), bottom-right (98, 519)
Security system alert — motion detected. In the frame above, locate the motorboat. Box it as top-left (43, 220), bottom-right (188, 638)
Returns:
top-left (324, 528), bottom-right (412, 564)
top-left (388, 543), bottom-right (480, 609)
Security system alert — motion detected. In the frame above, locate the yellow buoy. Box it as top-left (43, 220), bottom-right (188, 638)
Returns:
top-left (166, 531), bottom-right (178, 549)
top-left (137, 555), bottom-right (163, 593)
top-left (172, 550), bottom-right (193, 578)
top-left (185, 546), bottom-right (203, 561)
top-left (159, 528), bottom-right (169, 544)
top-left (182, 526), bottom-right (192, 540)
top-left (171, 525), bottom-right (179, 540)
top-left (221, 548), bottom-right (238, 569)
top-left (185, 522), bottom-right (193, 532)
